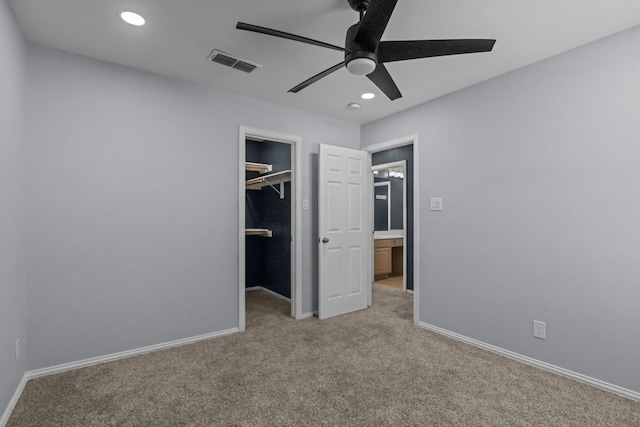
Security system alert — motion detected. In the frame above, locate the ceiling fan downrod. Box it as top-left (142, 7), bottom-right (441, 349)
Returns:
top-left (345, 0), bottom-right (377, 76)
top-left (348, 0), bottom-right (370, 20)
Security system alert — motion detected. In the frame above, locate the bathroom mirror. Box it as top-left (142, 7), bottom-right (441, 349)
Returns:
top-left (373, 166), bottom-right (404, 234)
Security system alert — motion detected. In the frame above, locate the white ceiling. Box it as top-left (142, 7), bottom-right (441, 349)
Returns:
top-left (9, 0), bottom-right (640, 124)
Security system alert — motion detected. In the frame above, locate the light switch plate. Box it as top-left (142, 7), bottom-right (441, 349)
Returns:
top-left (430, 197), bottom-right (442, 211)
top-left (302, 199), bottom-right (309, 211)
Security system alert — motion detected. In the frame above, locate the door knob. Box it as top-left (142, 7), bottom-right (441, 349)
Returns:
top-left (322, 237), bottom-right (329, 243)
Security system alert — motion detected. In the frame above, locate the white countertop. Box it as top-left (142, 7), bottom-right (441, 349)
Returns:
top-left (374, 230), bottom-right (404, 240)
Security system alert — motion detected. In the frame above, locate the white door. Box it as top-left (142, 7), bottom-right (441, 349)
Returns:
top-left (318, 144), bottom-right (370, 319)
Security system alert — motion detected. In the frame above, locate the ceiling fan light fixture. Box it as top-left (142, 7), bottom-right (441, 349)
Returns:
top-left (120, 11), bottom-right (145, 26)
top-left (236, 1), bottom-right (495, 101)
top-left (346, 57), bottom-right (376, 76)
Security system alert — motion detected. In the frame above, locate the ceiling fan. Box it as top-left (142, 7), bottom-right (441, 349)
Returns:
top-left (236, 0), bottom-right (496, 101)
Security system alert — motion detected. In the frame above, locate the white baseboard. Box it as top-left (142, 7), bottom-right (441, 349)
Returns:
top-left (1, 327), bottom-right (238, 425)
top-left (417, 321), bottom-right (640, 402)
top-left (246, 286), bottom-right (291, 303)
top-left (406, 289), bottom-right (414, 294)
top-left (27, 328), bottom-right (238, 380)
top-left (299, 311), bottom-right (317, 319)
top-left (260, 287), bottom-right (291, 302)
top-left (1, 373), bottom-right (28, 427)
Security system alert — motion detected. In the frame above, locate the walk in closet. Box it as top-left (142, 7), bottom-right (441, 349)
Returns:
top-left (244, 138), bottom-right (292, 301)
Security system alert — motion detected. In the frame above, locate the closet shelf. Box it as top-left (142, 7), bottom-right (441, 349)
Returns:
top-left (245, 162), bottom-right (272, 173)
top-left (246, 170), bottom-right (291, 199)
top-left (245, 170), bottom-right (291, 189)
top-left (245, 228), bottom-right (273, 237)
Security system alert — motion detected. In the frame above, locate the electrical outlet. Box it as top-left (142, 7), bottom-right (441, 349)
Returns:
top-left (533, 321), bottom-right (546, 339)
top-left (15, 339), bottom-right (20, 362)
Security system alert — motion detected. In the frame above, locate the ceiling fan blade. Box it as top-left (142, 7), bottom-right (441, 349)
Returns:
top-left (289, 62), bottom-right (345, 93)
top-left (236, 22), bottom-right (345, 52)
top-left (366, 64), bottom-right (401, 100)
top-left (378, 39), bottom-right (496, 63)
top-left (354, 0), bottom-right (398, 52)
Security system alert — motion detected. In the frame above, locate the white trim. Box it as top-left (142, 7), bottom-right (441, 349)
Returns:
top-left (371, 160), bottom-right (406, 172)
top-left (401, 159), bottom-right (407, 293)
top-left (246, 286), bottom-right (291, 303)
top-left (260, 287), bottom-right (291, 302)
top-left (238, 132), bottom-right (246, 331)
top-left (26, 328), bottom-right (239, 380)
top-left (293, 133), bottom-right (303, 319)
top-left (1, 373), bottom-right (28, 427)
top-left (406, 289), bottom-right (414, 294)
top-left (363, 134), bottom-right (420, 324)
top-left (364, 135), bottom-right (418, 153)
top-left (239, 126), bottom-right (303, 330)
top-left (299, 311), bottom-right (317, 319)
top-left (413, 136), bottom-right (420, 325)
top-left (417, 322), bottom-right (640, 402)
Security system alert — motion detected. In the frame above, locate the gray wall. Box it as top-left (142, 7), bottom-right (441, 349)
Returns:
top-left (0, 0), bottom-right (27, 417)
top-left (362, 25), bottom-right (640, 393)
top-left (24, 45), bottom-right (359, 370)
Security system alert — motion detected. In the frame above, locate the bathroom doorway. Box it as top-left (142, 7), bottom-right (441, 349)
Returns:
top-left (372, 161), bottom-right (407, 291)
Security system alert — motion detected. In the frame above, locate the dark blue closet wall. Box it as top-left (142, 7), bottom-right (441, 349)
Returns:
top-left (372, 145), bottom-right (414, 290)
top-left (245, 139), bottom-right (291, 299)
top-left (374, 176), bottom-right (404, 231)
top-left (373, 181), bottom-right (389, 231)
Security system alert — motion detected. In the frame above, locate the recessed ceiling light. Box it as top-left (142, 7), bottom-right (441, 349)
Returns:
top-left (347, 103), bottom-right (361, 110)
top-left (120, 11), bottom-right (145, 26)
top-left (361, 93), bottom-right (375, 100)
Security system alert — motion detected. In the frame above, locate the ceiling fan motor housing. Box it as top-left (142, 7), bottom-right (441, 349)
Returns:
top-left (345, 23), bottom-right (378, 75)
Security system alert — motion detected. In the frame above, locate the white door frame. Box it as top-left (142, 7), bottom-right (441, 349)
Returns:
top-left (372, 160), bottom-right (407, 292)
top-left (238, 126), bottom-right (303, 331)
top-left (363, 134), bottom-right (420, 324)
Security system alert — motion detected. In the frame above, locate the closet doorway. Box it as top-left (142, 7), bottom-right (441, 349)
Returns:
top-left (238, 126), bottom-right (302, 331)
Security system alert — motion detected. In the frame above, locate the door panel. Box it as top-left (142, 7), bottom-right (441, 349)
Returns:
top-left (348, 184), bottom-right (363, 231)
top-left (318, 144), bottom-right (370, 319)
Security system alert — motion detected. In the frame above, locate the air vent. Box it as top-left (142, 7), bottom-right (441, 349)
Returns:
top-left (232, 61), bottom-right (257, 73)
top-left (207, 50), bottom-right (261, 73)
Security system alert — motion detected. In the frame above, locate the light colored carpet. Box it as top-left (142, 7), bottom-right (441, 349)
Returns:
top-left (8, 284), bottom-right (640, 426)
